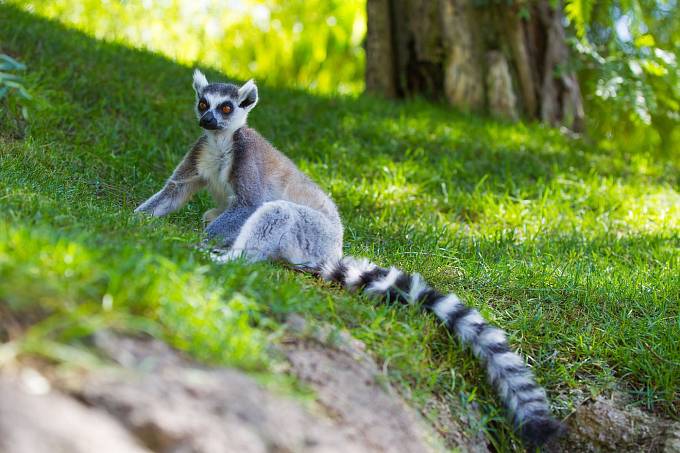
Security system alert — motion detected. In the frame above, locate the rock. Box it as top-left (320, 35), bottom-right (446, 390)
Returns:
top-left (0, 327), bottom-right (464, 453)
top-left (79, 332), bottom-right (365, 453)
top-left (556, 394), bottom-right (680, 452)
top-left (282, 314), bottom-right (485, 452)
top-left (73, 329), bottom-right (455, 452)
top-left (664, 423), bottom-right (680, 453)
top-left (0, 375), bottom-right (149, 453)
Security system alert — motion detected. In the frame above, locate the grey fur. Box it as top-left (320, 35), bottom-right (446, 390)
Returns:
top-left (228, 127), bottom-right (268, 206)
top-left (134, 70), bottom-right (561, 447)
top-left (204, 206), bottom-right (256, 247)
top-left (206, 125), bottom-right (343, 267)
top-left (218, 200), bottom-right (342, 267)
top-left (203, 83), bottom-right (239, 99)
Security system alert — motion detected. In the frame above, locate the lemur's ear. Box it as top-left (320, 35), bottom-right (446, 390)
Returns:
top-left (237, 79), bottom-right (258, 111)
top-left (193, 69), bottom-right (209, 94)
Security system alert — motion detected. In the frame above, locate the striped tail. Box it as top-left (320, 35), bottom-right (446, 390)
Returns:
top-left (320, 256), bottom-right (563, 447)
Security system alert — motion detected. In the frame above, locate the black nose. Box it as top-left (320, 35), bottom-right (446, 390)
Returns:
top-left (199, 111), bottom-right (219, 130)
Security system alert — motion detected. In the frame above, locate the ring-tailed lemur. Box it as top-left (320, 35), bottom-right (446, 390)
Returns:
top-left (135, 70), bottom-right (563, 447)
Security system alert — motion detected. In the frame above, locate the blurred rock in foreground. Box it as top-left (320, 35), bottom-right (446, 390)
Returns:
top-left (0, 328), bottom-right (458, 453)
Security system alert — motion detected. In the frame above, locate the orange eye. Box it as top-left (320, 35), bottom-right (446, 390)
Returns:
top-left (222, 105), bottom-right (231, 114)
top-left (198, 101), bottom-right (207, 111)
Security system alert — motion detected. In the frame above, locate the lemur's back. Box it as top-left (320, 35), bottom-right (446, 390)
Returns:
top-left (231, 127), bottom-right (342, 226)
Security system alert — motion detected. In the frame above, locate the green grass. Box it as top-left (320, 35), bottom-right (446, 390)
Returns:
top-left (1, 5), bottom-right (679, 451)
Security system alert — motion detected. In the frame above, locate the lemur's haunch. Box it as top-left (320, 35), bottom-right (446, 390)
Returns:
top-left (135, 70), bottom-right (564, 447)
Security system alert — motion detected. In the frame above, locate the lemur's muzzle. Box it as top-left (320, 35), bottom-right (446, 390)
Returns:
top-left (199, 111), bottom-right (219, 130)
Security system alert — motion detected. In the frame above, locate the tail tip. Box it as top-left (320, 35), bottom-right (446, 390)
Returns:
top-left (520, 416), bottom-right (565, 447)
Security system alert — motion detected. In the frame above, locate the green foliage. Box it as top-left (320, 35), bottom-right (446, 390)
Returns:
top-left (565, 0), bottom-right (594, 39)
top-left (8, 0), bottom-right (365, 94)
top-left (564, 0), bottom-right (679, 152)
top-left (0, 53), bottom-right (31, 133)
top-left (1, 5), bottom-right (679, 450)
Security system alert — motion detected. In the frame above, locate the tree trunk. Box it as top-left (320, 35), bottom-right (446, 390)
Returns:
top-left (365, 0), bottom-right (397, 97)
top-left (365, 0), bottom-right (585, 131)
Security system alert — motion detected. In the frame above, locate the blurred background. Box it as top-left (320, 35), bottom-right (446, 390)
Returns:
top-left (17, 0), bottom-right (366, 93)
top-left (5, 0), bottom-right (679, 154)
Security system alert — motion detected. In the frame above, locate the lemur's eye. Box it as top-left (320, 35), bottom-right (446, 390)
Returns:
top-left (198, 101), bottom-right (208, 111)
top-left (221, 105), bottom-right (231, 114)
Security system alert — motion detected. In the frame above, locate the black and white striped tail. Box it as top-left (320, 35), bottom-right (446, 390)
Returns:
top-left (320, 256), bottom-right (563, 447)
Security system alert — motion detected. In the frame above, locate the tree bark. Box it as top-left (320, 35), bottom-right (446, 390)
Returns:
top-left (365, 0), bottom-right (585, 131)
top-left (439, 0), bottom-right (484, 111)
top-left (486, 50), bottom-right (519, 120)
top-left (504, 4), bottom-right (538, 118)
top-left (537, 0), bottom-right (585, 130)
top-left (365, 0), bottom-right (397, 97)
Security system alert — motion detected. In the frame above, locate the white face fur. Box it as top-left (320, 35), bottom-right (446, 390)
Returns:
top-left (192, 69), bottom-right (258, 135)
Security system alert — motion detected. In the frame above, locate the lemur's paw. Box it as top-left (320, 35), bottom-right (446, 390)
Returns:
top-left (134, 206), bottom-right (165, 217)
top-left (134, 202), bottom-right (167, 217)
top-left (193, 239), bottom-right (213, 253)
top-left (133, 203), bottom-right (150, 214)
top-left (202, 208), bottom-right (224, 226)
top-left (209, 248), bottom-right (244, 264)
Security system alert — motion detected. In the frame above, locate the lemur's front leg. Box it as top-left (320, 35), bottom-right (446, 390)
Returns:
top-left (135, 139), bottom-right (206, 216)
top-left (204, 205), bottom-right (258, 247)
top-left (135, 179), bottom-right (205, 216)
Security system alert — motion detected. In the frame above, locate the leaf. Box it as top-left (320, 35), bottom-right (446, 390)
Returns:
top-left (628, 60), bottom-right (643, 76)
top-left (634, 34), bottom-right (655, 48)
top-left (0, 71), bottom-right (23, 82)
top-left (654, 49), bottom-right (676, 66)
top-left (518, 5), bottom-right (531, 20)
top-left (642, 60), bottom-right (667, 77)
top-left (2, 80), bottom-right (32, 100)
top-left (0, 54), bottom-right (26, 71)
top-left (633, 89), bottom-right (652, 124)
top-left (565, 0), bottom-right (593, 38)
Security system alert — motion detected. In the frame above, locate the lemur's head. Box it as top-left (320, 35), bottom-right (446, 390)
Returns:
top-left (192, 69), bottom-right (258, 133)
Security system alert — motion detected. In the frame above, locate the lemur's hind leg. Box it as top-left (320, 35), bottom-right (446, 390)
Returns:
top-left (216, 200), bottom-right (342, 268)
top-left (204, 205), bottom-right (258, 247)
top-left (211, 201), bottom-right (295, 263)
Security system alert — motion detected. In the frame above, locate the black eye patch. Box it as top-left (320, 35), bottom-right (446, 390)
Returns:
top-left (198, 98), bottom-right (209, 111)
top-left (239, 96), bottom-right (255, 108)
top-left (218, 101), bottom-right (234, 114)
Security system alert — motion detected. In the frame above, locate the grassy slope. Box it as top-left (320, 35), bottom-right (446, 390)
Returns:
top-left (1, 5), bottom-right (679, 450)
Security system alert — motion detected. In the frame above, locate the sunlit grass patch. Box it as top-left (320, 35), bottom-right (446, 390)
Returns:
top-left (0, 224), bottom-right (269, 369)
